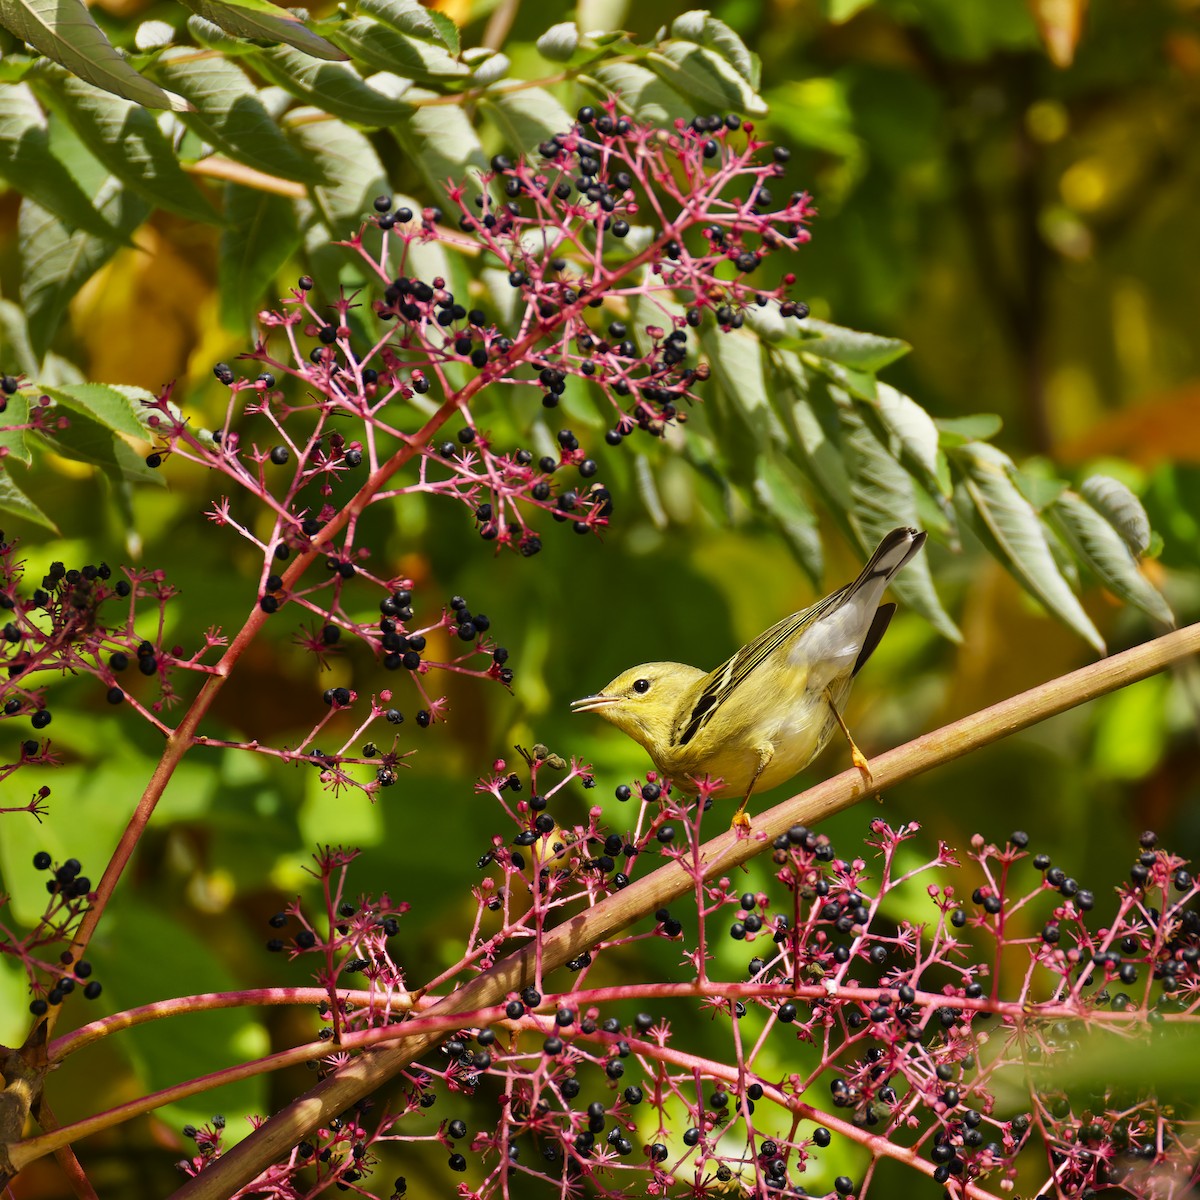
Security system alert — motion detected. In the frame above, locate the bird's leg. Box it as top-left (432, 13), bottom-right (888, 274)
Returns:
top-left (824, 688), bottom-right (874, 790)
top-left (732, 746), bottom-right (773, 831)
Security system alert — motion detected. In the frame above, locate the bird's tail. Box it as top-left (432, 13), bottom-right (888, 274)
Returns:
top-left (847, 526), bottom-right (927, 597)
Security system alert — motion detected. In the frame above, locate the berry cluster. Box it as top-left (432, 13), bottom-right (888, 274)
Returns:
top-left (200, 772), bottom-right (1199, 1199)
top-left (13, 851), bottom-right (103, 1017)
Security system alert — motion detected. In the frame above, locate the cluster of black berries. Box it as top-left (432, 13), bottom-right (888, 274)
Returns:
top-left (25, 852), bottom-right (103, 1014)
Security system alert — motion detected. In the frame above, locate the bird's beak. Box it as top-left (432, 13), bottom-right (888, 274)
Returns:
top-left (570, 693), bottom-right (621, 714)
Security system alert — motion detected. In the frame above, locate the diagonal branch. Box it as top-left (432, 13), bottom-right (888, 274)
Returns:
top-left (145, 622), bottom-right (1200, 1195)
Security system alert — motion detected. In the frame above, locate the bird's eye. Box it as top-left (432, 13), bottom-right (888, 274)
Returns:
top-left (633, 678), bottom-right (651, 694)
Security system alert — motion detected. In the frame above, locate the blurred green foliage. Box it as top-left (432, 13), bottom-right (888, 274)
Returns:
top-left (0, 0), bottom-right (1198, 1195)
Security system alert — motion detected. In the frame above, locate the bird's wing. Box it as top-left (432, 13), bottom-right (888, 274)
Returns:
top-left (671, 585), bottom-right (851, 748)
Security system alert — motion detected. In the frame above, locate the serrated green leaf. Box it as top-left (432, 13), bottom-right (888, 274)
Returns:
top-left (0, 465), bottom-right (56, 531)
top-left (252, 46), bottom-right (412, 126)
top-left (1079, 474), bottom-right (1151, 557)
top-left (588, 60), bottom-right (691, 123)
top-left (537, 21), bottom-right (578, 61)
top-left (177, 0), bottom-right (344, 60)
top-left (285, 106), bottom-right (387, 238)
top-left (0, 0), bottom-right (187, 110)
top-left (951, 441), bottom-right (1105, 653)
top-left (44, 382), bottom-right (153, 439)
top-left (840, 399), bottom-right (961, 641)
top-left (1048, 490), bottom-right (1174, 628)
top-left (33, 68), bottom-right (218, 224)
top-left (0, 393), bottom-right (32, 464)
top-left (391, 92), bottom-right (486, 210)
top-left (325, 15), bottom-right (468, 80)
top-left (647, 42), bottom-right (766, 115)
top-left (670, 10), bottom-right (759, 86)
top-left (219, 183), bottom-right (301, 332)
top-left (935, 412), bottom-right (1003, 445)
top-left (21, 182), bottom-right (151, 359)
top-left (482, 86), bottom-right (573, 153)
top-left (148, 50), bottom-right (319, 183)
top-left (0, 83), bottom-right (125, 240)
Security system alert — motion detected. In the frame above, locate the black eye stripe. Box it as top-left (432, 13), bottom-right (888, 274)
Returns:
top-left (633, 678), bottom-right (650, 693)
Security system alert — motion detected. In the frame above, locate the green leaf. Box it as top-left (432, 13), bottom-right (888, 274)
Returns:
top-left (0, 83), bottom-right (124, 240)
top-left (840, 398), bottom-right (961, 641)
top-left (0, 392), bottom-right (31, 463)
top-left (796, 318), bottom-right (910, 371)
top-left (219, 183), bottom-right (301, 332)
top-left (935, 412), bottom-right (1003, 445)
top-left (873, 382), bottom-right (950, 498)
top-left (252, 46), bottom-right (412, 126)
top-left (33, 68), bottom-right (218, 224)
top-left (1079, 474), bottom-right (1151, 557)
top-left (93, 901), bottom-right (268, 1131)
top-left (700, 328), bottom-right (781, 479)
top-left (951, 441), bottom-right (1105, 653)
top-left (176, 0), bottom-right (345, 60)
top-left (1048, 490), bottom-right (1174, 628)
top-left (588, 60), bottom-right (692, 123)
top-left (44, 381), bottom-right (154, 440)
top-left (285, 106), bottom-right (387, 239)
top-left (148, 50), bottom-right (319, 183)
top-left (0, 0), bottom-right (187, 110)
top-left (481, 85), bottom-right (573, 153)
top-left (537, 21), bottom-right (579, 61)
top-left (669, 10), bottom-right (759, 87)
top-left (769, 349), bottom-right (853, 510)
top-left (0, 298), bottom-right (39, 378)
top-left (753, 448), bottom-right (823, 586)
top-left (325, 15), bottom-right (468, 80)
top-left (391, 91), bottom-right (486, 210)
top-left (20, 182), bottom-right (151, 359)
top-left (647, 41), bottom-right (766, 115)
top-left (0, 464), bottom-right (56, 531)
top-left (358, 0), bottom-right (458, 49)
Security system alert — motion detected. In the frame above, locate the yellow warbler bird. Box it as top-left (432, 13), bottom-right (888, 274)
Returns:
top-left (571, 527), bottom-right (927, 828)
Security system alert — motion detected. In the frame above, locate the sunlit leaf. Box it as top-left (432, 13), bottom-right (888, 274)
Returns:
top-left (0, 0), bottom-right (187, 110)
top-left (325, 15), bottom-right (468, 80)
top-left (1079, 474), bottom-right (1151, 557)
top-left (177, 0), bottom-right (344, 60)
top-left (647, 42), bottom-right (766, 115)
top-left (482, 86), bottom-right (573, 150)
top-left (0, 82), bottom-right (123, 240)
top-left (21, 185), bottom-right (150, 360)
top-left (936, 413), bottom-right (1003, 446)
top-left (285, 107), bottom-right (387, 239)
top-left (753, 448), bottom-right (823, 586)
top-left (670, 10), bottom-right (759, 86)
top-left (33, 68), bottom-right (218, 224)
top-left (0, 464), bottom-right (56, 531)
top-left (252, 46), bottom-right (412, 126)
top-left (391, 91), bottom-right (486, 211)
top-left (1048, 489), bottom-right (1174, 628)
top-left (218, 183), bottom-right (301, 332)
top-left (952, 441), bottom-right (1104, 653)
top-left (149, 50), bottom-right (319, 183)
top-left (537, 21), bottom-right (579, 62)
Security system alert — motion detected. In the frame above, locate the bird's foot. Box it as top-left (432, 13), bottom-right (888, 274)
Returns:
top-left (730, 809), bottom-right (752, 833)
